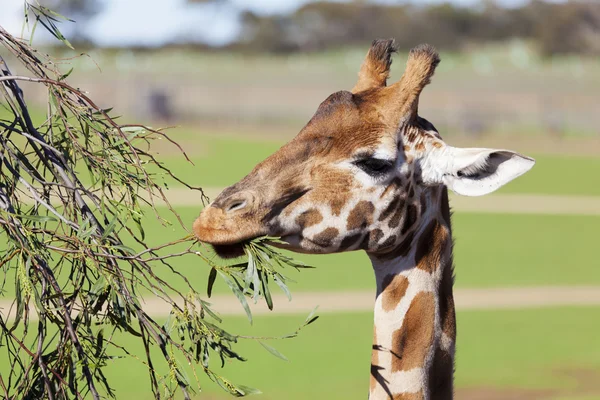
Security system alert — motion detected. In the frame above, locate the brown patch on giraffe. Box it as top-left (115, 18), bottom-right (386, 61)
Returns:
top-left (379, 195), bottom-right (402, 222)
top-left (400, 203), bottom-right (418, 235)
top-left (388, 198), bottom-right (406, 229)
top-left (406, 127), bottom-right (419, 143)
top-left (374, 230), bottom-right (414, 260)
top-left (381, 274), bottom-right (409, 312)
top-left (439, 244), bottom-right (456, 350)
top-left (312, 227), bottom-right (339, 248)
top-left (415, 219), bottom-right (449, 273)
top-left (361, 228), bottom-right (385, 250)
top-left (312, 166), bottom-right (354, 216)
top-left (432, 141), bottom-right (443, 148)
top-left (339, 232), bottom-right (363, 251)
top-left (347, 201), bottom-right (375, 231)
top-left (392, 392), bottom-right (424, 400)
top-left (428, 348), bottom-right (454, 400)
top-left (379, 177), bottom-right (403, 203)
top-left (391, 291), bottom-right (436, 372)
top-left (414, 142), bottom-right (425, 152)
top-left (295, 209), bottom-right (323, 228)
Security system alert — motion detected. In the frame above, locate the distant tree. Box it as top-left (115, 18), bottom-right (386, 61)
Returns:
top-left (230, 0), bottom-right (600, 57)
top-left (534, 1), bottom-right (600, 56)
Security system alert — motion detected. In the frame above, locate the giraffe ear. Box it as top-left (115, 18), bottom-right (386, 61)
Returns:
top-left (438, 147), bottom-right (535, 196)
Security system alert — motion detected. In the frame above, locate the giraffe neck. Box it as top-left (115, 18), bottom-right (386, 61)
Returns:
top-left (368, 188), bottom-right (455, 400)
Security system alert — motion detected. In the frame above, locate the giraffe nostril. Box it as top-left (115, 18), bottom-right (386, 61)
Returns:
top-left (226, 199), bottom-right (247, 213)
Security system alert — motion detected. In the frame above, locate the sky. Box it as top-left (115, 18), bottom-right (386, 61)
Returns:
top-left (0, 0), bottom-right (561, 47)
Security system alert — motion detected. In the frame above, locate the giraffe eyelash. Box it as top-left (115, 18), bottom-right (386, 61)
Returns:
top-left (353, 158), bottom-right (394, 178)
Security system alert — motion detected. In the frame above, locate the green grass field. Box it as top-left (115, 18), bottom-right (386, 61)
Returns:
top-left (87, 307), bottom-right (600, 399)
top-left (3, 307), bottom-right (598, 399)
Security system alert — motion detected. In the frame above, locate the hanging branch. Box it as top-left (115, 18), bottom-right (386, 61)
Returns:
top-left (0, 5), bottom-right (315, 400)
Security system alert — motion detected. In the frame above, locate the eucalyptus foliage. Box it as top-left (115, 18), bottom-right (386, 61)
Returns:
top-left (0, 5), bottom-right (313, 399)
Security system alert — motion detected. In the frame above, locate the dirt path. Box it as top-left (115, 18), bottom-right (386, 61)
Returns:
top-left (2, 286), bottom-right (599, 320)
top-left (167, 189), bottom-right (600, 216)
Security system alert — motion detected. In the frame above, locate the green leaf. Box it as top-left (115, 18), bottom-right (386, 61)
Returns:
top-left (95, 329), bottom-right (104, 358)
top-left (305, 306), bottom-right (320, 326)
top-left (260, 271), bottom-right (273, 310)
top-left (58, 67), bottom-right (73, 81)
top-left (258, 341), bottom-right (288, 361)
top-left (101, 215), bottom-right (119, 240)
top-left (111, 244), bottom-right (136, 254)
top-left (17, 214), bottom-right (57, 223)
top-left (273, 275), bottom-right (292, 301)
top-left (218, 270), bottom-right (252, 324)
top-left (207, 267), bottom-right (217, 298)
top-left (235, 384), bottom-right (262, 396)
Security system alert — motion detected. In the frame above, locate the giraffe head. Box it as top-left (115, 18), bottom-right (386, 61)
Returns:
top-left (193, 40), bottom-right (534, 258)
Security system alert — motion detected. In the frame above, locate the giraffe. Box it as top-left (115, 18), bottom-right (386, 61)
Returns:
top-left (193, 40), bottom-right (535, 399)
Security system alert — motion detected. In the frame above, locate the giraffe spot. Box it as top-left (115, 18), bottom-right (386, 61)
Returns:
top-left (347, 201), bottom-right (375, 231)
top-left (369, 229), bottom-right (385, 248)
top-left (379, 196), bottom-right (401, 222)
top-left (381, 274), bottom-right (409, 312)
top-left (295, 209), bottom-right (323, 228)
top-left (380, 178), bottom-right (403, 201)
top-left (391, 292), bottom-right (436, 372)
top-left (312, 227), bottom-right (339, 248)
top-left (439, 250), bottom-right (456, 350)
top-left (339, 232), bottom-right (363, 251)
top-left (388, 198), bottom-right (406, 229)
top-left (330, 197), bottom-right (347, 216)
top-left (428, 347), bottom-right (454, 400)
top-left (406, 128), bottom-right (419, 143)
top-left (373, 231), bottom-right (414, 261)
top-left (415, 219), bottom-right (449, 273)
top-left (415, 142), bottom-right (425, 152)
top-left (312, 166), bottom-right (353, 216)
top-left (400, 203), bottom-right (418, 235)
top-left (392, 392), bottom-right (425, 400)
top-left (433, 141), bottom-right (443, 148)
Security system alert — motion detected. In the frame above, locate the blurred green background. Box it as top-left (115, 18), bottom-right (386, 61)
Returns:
top-left (1, 0), bottom-right (600, 399)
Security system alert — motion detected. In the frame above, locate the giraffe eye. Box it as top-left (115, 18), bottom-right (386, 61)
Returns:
top-left (354, 158), bottom-right (394, 177)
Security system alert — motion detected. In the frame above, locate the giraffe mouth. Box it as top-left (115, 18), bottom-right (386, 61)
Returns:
top-left (210, 241), bottom-right (249, 259)
top-left (209, 236), bottom-right (286, 259)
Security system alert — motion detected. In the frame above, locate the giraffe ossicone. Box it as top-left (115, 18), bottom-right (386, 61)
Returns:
top-left (193, 39), bottom-right (534, 400)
